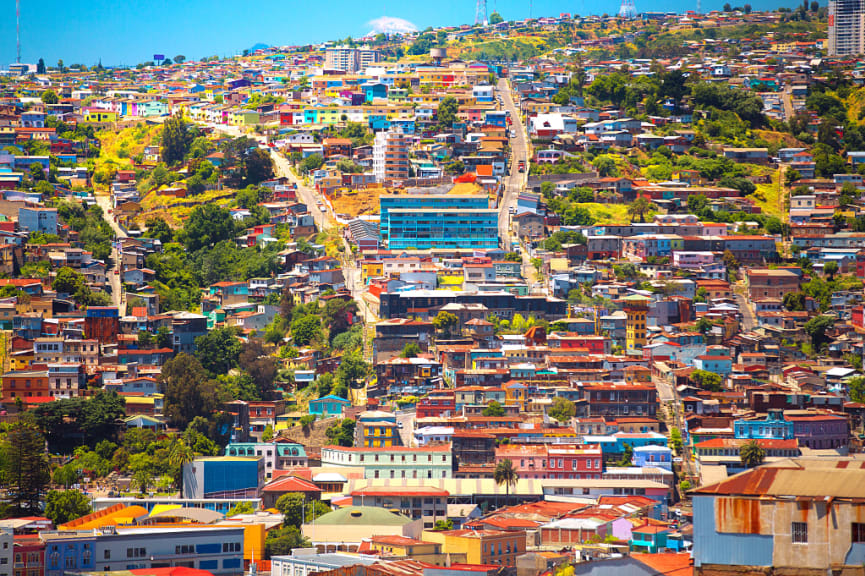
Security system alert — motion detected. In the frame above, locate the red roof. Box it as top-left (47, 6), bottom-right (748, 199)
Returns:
top-left (632, 553), bottom-right (692, 576)
top-left (261, 475), bottom-right (322, 494)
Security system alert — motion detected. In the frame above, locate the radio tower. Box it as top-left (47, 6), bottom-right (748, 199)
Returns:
top-left (618, 0), bottom-right (636, 18)
top-left (16, 0), bottom-right (21, 64)
top-left (475, 0), bottom-right (487, 25)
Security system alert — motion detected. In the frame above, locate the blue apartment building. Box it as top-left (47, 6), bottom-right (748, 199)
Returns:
top-left (42, 526), bottom-right (245, 576)
top-left (733, 409), bottom-right (795, 440)
top-left (379, 195), bottom-right (498, 250)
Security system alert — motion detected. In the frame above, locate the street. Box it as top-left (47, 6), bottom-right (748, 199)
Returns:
top-left (495, 79), bottom-right (539, 289)
top-left (94, 192), bottom-right (127, 311)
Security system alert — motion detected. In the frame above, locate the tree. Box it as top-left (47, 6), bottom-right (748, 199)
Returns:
top-left (265, 526), bottom-right (309, 559)
top-left (401, 343), bottom-right (421, 358)
top-left (180, 204), bottom-right (235, 252)
top-left (174, 55), bottom-right (187, 63)
top-left (804, 314), bottom-right (835, 351)
top-left (226, 501), bottom-right (255, 517)
top-left (432, 311), bottom-right (459, 337)
top-left (156, 326), bottom-right (173, 349)
top-left (275, 492), bottom-right (331, 527)
top-left (434, 519), bottom-right (454, 531)
top-left (160, 353), bottom-right (219, 428)
top-left (195, 326), bottom-right (242, 375)
top-left (824, 261), bottom-right (839, 280)
top-left (143, 216), bottom-right (174, 244)
top-left (696, 317), bottom-right (714, 334)
top-left (482, 400), bottom-right (505, 417)
top-left (489, 11), bottom-right (504, 24)
top-left (291, 315), bottom-right (321, 347)
top-left (53, 266), bottom-right (86, 294)
top-left (723, 2), bottom-right (732, 10)
top-left (239, 338), bottom-right (278, 398)
top-left (592, 155), bottom-right (618, 177)
top-left (691, 369), bottom-right (723, 391)
top-left (161, 114), bottom-right (193, 165)
top-left (740, 440), bottom-right (765, 468)
top-left (325, 418), bottom-right (355, 447)
top-left (437, 96), bottom-right (459, 129)
top-left (41, 90), bottom-right (59, 104)
top-left (493, 459), bottom-right (518, 506)
top-left (336, 353), bottom-right (369, 392)
top-left (627, 197), bottom-right (654, 223)
top-left (848, 376), bottom-right (865, 403)
top-left (531, 257), bottom-right (543, 277)
top-left (618, 444), bottom-right (634, 466)
top-left (548, 397), bottom-right (576, 423)
top-left (3, 423), bottom-right (50, 514)
top-left (323, 298), bottom-right (359, 344)
top-left (36, 58), bottom-right (46, 74)
top-left (44, 490), bottom-right (91, 525)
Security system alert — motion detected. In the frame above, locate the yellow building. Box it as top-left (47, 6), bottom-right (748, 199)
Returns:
top-left (622, 294), bottom-right (650, 352)
top-left (361, 260), bottom-right (383, 282)
top-left (422, 529), bottom-right (526, 566)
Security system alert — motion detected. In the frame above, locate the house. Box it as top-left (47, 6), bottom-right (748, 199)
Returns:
top-left (309, 395), bottom-right (350, 418)
top-left (692, 458), bottom-right (865, 576)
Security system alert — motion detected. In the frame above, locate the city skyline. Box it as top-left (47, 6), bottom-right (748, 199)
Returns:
top-left (2, 0), bottom-right (808, 68)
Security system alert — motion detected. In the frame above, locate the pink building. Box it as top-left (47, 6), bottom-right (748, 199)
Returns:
top-left (495, 444), bottom-right (603, 480)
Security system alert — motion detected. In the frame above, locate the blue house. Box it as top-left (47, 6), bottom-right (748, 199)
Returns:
top-left (734, 409), bottom-right (794, 440)
top-left (633, 445), bottom-right (673, 470)
top-left (362, 82), bottom-right (388, 103)
top-left (581, 432), bottom-right (668, 459)
top-left (309, 394), bottom-right (350, 417)
top-left (694, 353), bottom-right (733, 377)
top-left (630, 525), bottom-right (671, 553)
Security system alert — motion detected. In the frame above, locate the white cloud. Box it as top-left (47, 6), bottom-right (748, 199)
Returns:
top-left (366, 15), bottom-right (418, 35)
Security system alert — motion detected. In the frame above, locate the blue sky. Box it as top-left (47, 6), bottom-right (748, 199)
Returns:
top-left (1, 0), bottom-right (809, 68)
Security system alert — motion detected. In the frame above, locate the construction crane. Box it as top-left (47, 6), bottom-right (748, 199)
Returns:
top-left (16, 0), bottom-right (21, 64)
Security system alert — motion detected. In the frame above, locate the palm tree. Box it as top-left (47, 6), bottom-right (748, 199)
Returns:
top-left (494, 459), bottom-right (518, 508)
top-left (627, 197), bottom-right (654, 223)
top-left (168, 438), bottom-right (196, 497)
top-left (739, 440), bottom-right (766, 468)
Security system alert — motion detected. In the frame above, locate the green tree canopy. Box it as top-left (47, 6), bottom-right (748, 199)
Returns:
top-left (44, 490), bottom-right (92, 525)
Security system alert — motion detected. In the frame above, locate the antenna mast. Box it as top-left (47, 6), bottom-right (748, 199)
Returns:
top-left (618, 0), bottom-right (637, 19)
top-left (475, 0), bottom-right (487, 25)
top-left (16, 0), bottom-right (21, 64)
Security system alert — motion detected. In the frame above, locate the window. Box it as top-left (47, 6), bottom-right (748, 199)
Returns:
top-left (853, 523), bottom-right (865, 543)
top-left (104, 551), bottom-right (110, 560)
top-left (792, 522), bottom-right (808, 543)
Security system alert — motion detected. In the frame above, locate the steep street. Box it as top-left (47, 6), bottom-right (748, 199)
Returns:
top-left (94, 192), bottom-right (127, 310)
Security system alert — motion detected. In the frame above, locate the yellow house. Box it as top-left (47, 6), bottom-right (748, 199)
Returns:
top-left (369, 535), bottom-right (453, 565)
top-left (361, 260), bottom-right (384, 282)
top-left (422, 529), bottom-right (526, 566)
top-left (229, 110), bottom-right (260, 126)
top-left (83, 110), bottom-right (118, 123)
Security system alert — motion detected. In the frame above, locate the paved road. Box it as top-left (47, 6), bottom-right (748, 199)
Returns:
top-left (94, 193), bottom-right (127, 310)
top-left (495, 79), bottom-right (539, 289)
top-left (733, 281), bottom-right (757, 331)
top-left (781, 85), bottom-right (796, 122)
top-left (496, 78), bottom-right (528, 248)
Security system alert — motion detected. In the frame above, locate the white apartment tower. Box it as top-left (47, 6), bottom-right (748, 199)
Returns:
top-left (373, 130), bottom-right (411, 184)
top-left (829, 0), bottom-right (865, 56)
top-left (324, 45), bottom-right (380, 73)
